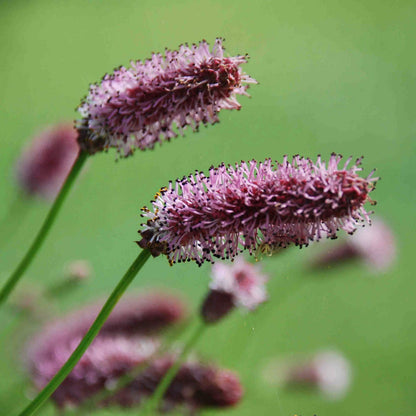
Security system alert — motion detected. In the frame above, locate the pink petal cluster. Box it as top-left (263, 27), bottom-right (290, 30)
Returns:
top-left (138, 154), bottom-right (377, 266)
top-left (15, 123), bottom-right (80, 200)
top-left (77, 38), bottom-right (256, 157)
top-left (201, 257), bottom-right (268, 323)
top-left (311, 218), bottom-right (396, 273)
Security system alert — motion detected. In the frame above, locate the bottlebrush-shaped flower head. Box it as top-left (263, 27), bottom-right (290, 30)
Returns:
top-left (15, 123), bottom-right (80, 199)
top-left (310, 218), bottom-right (396, 273)
top-left (138, 154), bottom-right (378, 266)
top-left (77, 38), bottom-right (256, 157)
top-left (201, 257), bottom-right (268, 323)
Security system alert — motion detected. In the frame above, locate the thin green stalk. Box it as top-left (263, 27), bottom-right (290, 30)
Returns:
top-left (17, 248), bottom-right (152, 416)
top-left (144, 320), bottom-right (206, 415)
top-left (0, 151), bottom-right (88, 308)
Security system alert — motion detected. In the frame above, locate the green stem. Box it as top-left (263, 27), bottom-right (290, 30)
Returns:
top-left (0, 151), bottom-right (88, 308)
top-left (17, 249), bottom-right (152, 416)
top-left (144, 320), bottom-right (206, 415)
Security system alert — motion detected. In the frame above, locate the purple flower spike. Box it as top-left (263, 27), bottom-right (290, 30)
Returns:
top-left (16, 123), bottom-right (80, 200)
top-left (138, 154), bottom-right (378, 266)
top-left (201, 257), bottom-right (268, 323)
top-left (77, 38), bottom-right (256, 156)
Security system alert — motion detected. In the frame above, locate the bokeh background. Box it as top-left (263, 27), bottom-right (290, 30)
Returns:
top-left (0, 0), bottom-right (415, 415)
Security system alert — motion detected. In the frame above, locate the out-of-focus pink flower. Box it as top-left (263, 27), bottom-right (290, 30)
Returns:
top-left (27, 292), bottom-right (187, 364)
top-left (201, 257), bottom-right (268, 323)
top-left (28, 335), bottom-right (158, 407)
top-left (26, 292), bottom-right (189, 409)
top-left (138, 154), bottom-right (377, 266)
top-left (16, 123), bottom-right (80, 200)
top-left (114, 356), bottom-right (243, 412)
top-left (27, 338), bottom-right (242, 412)
top-left (77, 38), bottom-right (256, 157)
top-left (264, 350), bottom-right (352, 401)
top-left (9, 284), bottom-right (44, 317)
top-left (64, 260), bottom-right (93, 281)
top-left (310, 218), bottom-right (396, 273)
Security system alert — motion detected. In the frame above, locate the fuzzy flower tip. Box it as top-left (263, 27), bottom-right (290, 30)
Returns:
top-left (201, 257), bottom-right (268, 323)
top-left (16, 123), bottom-right (80, 199)
top-left (138, 154), bottom-right (378, 266)
top-left (77, 38), bottom-right (256, 157)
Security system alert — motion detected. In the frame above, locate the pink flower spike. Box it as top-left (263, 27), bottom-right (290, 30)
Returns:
top-left (15, 123), bottom-right (80, 200)
top-left (201, 257), bottom-right (268, 323)
top-left (311, 218), bottom-right (396, 273)
top-left (77, 38), bottom-right (256, 157)
top-left (138, 154), bottom-right (378, 266)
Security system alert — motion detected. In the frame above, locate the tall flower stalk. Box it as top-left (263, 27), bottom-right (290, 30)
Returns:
top-left (0, 38), bottom-right (255, 308)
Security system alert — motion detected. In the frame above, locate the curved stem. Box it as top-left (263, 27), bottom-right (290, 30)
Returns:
top-left (144, 320), bottom-right (206, 414)
top-left (17, 249), bottom-right (152, 416)
top-left (0, 151), bottom-right (88, 308)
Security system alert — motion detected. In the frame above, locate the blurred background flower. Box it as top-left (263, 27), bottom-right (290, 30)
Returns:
top-left (263, 349), bottom-right (352, 401)
top-left (25, 291), bottom-right (242, 413)
top-left (309, 218), bottom-right (396, 274)
top-left (15, 123), bottom-right (79, 201)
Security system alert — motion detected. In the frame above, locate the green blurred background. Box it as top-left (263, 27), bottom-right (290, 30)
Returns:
top-left (0, 0), bottom-right (415, 414)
